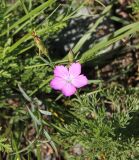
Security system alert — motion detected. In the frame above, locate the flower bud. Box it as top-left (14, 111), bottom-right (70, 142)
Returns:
top-left (68, 49), bottom-right (74, 63)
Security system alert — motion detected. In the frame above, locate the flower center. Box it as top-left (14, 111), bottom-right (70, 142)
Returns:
top-left (65, 75), bottom-right (73, 83)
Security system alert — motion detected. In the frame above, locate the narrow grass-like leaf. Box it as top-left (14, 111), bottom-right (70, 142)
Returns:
top-left (5, 1), bottom-right (20, 15)
top-left (39, 109), bottom-right (52, 116)
top-left (29, 76), bottom-right (53, 96)
top-left (62, 5), bottom-right (112, 60)
top-left (0, 0), bottom-right (56, 37)
top-left (8, 33), bottom-right (31, 53)
top-left (73, 5), bottom-right (112, 54)
top-left (88, 80), bottom-right (103, 84)
top-left (44, 130), bottom-right (58, 157)
top-left (25, 64), bottom-right (48, 69)
top-left (80, 22), bottom-right (139, 63)
top-left (27, 106), bottom-right (41, 125)
top-left (18, 84), bottom-right (32, 102)
top-left (19, 0), bottom-right (29, 15)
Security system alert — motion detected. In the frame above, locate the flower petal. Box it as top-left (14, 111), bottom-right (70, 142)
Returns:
top-left (62, 83), bottom-right (76, 96)
top-left (50, 77), bottom-right (66, 90)
top-left (71, 75), bottom-right (88, 88)
top-left (54, 65), bottom-right (69, 78)
top-left (69, 63), bottom-right (81, 77)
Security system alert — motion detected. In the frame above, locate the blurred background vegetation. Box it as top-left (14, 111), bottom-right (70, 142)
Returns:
top-left (0, 0), bottom-right (139, 159)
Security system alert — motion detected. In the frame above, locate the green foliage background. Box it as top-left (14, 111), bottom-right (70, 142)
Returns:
top-left (0, 0), bottom-right (139, 159)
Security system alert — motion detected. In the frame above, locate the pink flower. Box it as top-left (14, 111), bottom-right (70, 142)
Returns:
top-left (50, 63), bottom-right (88, 96)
